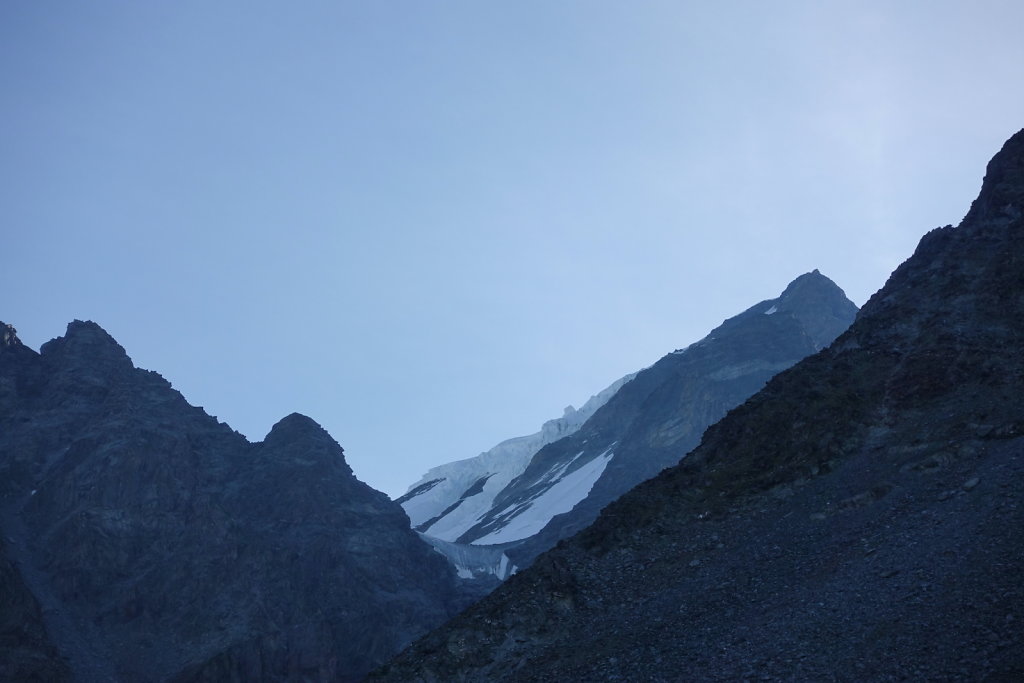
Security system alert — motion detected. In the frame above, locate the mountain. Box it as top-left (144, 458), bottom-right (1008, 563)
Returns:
top-left (398, 373), bottom-right (635, 543)
top-left (0, 535), bottom-right (71, 682)
top-left (403, 271), bottom-right (857, 579)
top-left (0, 321), bottom-right (461, 682)
top-left (374, 129), bottom-right (1024, 681)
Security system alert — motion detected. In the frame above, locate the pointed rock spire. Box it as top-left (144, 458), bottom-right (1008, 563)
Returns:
top-left (40, 320), bottom-right (131, 366)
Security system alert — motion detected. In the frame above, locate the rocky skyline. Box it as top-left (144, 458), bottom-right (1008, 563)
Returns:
top-left (4, 4), bottom-right (1023, 497)
top-left (375, 128), bottom-right (1024, 681)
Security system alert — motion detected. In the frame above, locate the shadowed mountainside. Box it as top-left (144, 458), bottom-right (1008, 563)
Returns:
top-left (0, 322), bottom-right (462, 682)
top-left (374, 130), bottom-right (1024, 680)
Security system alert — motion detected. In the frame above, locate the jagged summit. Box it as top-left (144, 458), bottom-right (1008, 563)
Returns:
top-left (770, 269), bottom-right (859, 347)
top-left (265, 412), bottom-right (334, 443)
top-left (0, 319), bottom-right (462, 681)
top-left (963, 127), bottom-right (1024, 225)
top-left (56, 319), bottom-right (120, 344)
top-left (699, 270), bottom-right (856, 356)
top-left (39, 319), bottom-right (131, 365)
top-left (0, 323), bottom-right (35, 369)
top-left (777, 268), bottom-right (840, 302)
top-left (260, 411), bottom-right (354, 477)
top-left (1, 322), bottom-right (23, 348)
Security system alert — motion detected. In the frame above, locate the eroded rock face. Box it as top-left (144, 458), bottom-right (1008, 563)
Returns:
top-left (0, 321), bottom-right (461, 681)
top-left (374, 131), bottom-right (1024, 681)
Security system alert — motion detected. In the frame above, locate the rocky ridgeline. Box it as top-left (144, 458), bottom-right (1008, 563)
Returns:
top-left (399, 270), bottom-right (858, 589)
top-left (467, 270), bottom-right (858, 569)
top-left (0, 322), bottom-right (462, 681)
top-left (374, 131), bottom-right (1024, 681)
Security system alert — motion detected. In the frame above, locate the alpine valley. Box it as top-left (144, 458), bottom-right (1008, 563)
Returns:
top-left (374, 130), bottom-right (1024, 680)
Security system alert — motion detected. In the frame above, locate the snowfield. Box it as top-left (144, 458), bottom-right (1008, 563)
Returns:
top-left (472, 449), bottom-right (614, 545)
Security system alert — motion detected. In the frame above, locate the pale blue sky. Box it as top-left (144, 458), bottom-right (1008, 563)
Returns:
top-left (3, 2), bottom-right (1023, 497)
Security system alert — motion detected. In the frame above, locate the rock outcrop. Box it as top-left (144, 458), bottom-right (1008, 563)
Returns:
top-left (374, 130), bottom-right (1024, 680)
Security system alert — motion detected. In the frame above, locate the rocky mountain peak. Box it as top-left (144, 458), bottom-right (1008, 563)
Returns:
top-left (778, 268), bottom-right (829, 298)
top-left (775, 269), bottom-right (850, 309)
top-left (265, 411), bottom-right (333, 443)
top-left (260, 412), bottom-right (354, 477)
top-left (1, 322), bottom-right (24, 349)
top-left (963, 127), bottom-right (1024, 225)
top-left (771, 270), bottom-right (859, 350)
top-left (39, 320), bottom-right (131, 367)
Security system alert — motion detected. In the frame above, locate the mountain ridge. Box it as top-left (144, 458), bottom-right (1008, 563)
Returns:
top-left (0, 320), bottom-right (464, 681)
top-left (455, 269), bottom-right (857, 569)
top-left (374, 130), bottom-right (1024, 681)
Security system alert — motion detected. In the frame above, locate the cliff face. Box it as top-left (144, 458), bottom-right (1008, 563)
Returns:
top-left (374, 131), bottom-right (1024, 681)
top-left (0, 322), bottom-right (461, 682)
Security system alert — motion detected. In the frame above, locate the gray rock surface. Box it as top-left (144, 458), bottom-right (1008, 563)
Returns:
top-left (373, 130), bottom-right (1024, 681)
top-left (0, 321), bottom-right (462, 681)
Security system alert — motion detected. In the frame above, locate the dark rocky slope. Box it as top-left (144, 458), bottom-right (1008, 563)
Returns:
top-left (374, 129), bottom-right (1024, 681)
top-left (0, 536), bottom-right (71, 682)
top-left (0, 322), bottom-right (461, 681)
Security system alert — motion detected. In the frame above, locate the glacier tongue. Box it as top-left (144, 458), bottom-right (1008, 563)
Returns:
top-left (419, 534), bottom-right (518, 581)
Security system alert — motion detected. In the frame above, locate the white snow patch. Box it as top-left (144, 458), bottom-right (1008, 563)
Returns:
top-left (764, 304), bottom-right (778, 315)
top-left (401, 373), bottom-right (634, 541)
top-left (455, 566), bottom-right (474, 579)
top-left (471, 449), bottom-right (615, 545)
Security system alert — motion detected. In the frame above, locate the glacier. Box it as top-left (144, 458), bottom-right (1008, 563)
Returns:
top-left (397, 373), bottom-right (634, 542)
top-left (471, 449), bottom-right (614, 545)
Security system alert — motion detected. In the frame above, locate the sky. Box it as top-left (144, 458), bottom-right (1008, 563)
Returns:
top-left (2, 2), bottom-right (1023, 498)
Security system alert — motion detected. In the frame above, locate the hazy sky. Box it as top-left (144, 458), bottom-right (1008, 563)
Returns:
top-left (3, 2), bottom-right (1023, 497)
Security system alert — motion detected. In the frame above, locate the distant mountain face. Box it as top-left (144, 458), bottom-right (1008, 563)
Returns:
top-left (398, 373), bottom-right (634, 544)
top-left (0, 322), bottom-right (461, 682)
top-left (375, 130), bottom-right (1024, 681)
top-left (401, 270), bottom-right (857, 578)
